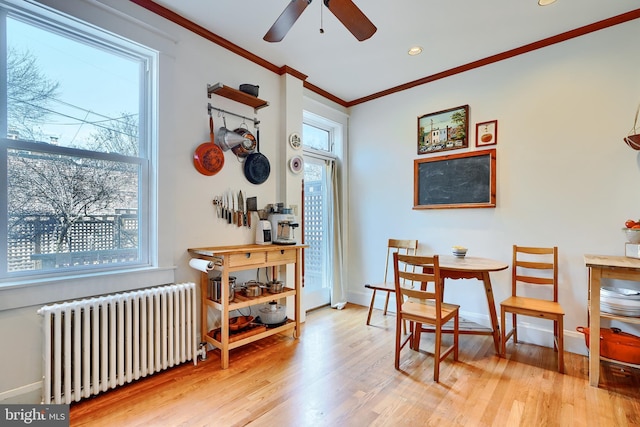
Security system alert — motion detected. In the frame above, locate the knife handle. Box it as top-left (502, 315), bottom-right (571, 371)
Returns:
top-left (247, 211), bottom-right (251, 228)
top-left (237, 211), bottom-right (242, 227)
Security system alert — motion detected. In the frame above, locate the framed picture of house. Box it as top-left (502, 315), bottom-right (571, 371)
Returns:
top-left (476, 120), bottom-right (497, 147)
top-left (417, 105), bottom-right (469, 155)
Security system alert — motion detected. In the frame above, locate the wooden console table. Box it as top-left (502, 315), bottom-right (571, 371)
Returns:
top-left (584, 254), bottom-right (640, 386)
top-left (188, 244), bottom-right (305, 369)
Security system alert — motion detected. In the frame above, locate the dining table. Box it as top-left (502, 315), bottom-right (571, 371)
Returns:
top-left (417, 255), bottom-right (509, 354)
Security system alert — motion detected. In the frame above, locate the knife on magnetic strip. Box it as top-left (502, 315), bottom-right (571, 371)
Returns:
top-left (237, 191), bottom-right (244, 227)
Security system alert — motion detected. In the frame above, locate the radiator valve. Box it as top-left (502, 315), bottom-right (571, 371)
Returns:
top-left (198, 342), bottom-right (208, 361)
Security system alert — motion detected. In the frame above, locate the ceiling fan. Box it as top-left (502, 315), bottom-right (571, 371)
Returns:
top-left (264, 0), bottom-right (377, 43)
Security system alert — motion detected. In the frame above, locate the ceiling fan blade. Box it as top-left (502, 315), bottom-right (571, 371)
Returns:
top-left (264, 0), bottom-right (312, 42)
top-left (324, 0), bottom-right (376, 41)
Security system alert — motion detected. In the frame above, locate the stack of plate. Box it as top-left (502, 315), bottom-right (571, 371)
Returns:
top-left (600, 286), bottom-right (640, 317)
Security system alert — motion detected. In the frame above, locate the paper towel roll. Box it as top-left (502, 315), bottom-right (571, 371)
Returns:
top-left (189, 258), bottom-right (214, 273)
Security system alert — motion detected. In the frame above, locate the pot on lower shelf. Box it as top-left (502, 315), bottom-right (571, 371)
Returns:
top-left (577, 326), bottom-right (640, 364)
top-left (258, 301), bottom-right (286, 325)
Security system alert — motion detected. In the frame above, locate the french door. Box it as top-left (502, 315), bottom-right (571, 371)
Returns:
top-left (303, 156), bottom-right (331, 310)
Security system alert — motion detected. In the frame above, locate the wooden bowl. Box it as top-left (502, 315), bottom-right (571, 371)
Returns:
top-left (229, 315), bottom-right (254, 332)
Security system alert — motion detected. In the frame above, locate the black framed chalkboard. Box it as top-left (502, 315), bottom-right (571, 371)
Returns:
top-left (413, 149), bottom-right (496, 209)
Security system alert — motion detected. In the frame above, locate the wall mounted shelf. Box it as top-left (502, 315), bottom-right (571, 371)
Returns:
top-left (207, 83), bottom-right (269, 113)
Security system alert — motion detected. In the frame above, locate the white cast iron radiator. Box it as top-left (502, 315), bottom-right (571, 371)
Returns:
top-left (38, 282), bottom-right (199, 404)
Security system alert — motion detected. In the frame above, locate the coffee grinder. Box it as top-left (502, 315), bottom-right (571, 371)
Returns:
top-left (255, 209), bottom-right (272, 245)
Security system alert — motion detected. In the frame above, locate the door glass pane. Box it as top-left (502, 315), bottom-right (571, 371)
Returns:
top-left (303, 159), bottom-right (330, 309)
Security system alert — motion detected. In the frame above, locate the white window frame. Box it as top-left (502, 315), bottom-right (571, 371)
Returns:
top-left (0, 0), bottom-right (167, 309)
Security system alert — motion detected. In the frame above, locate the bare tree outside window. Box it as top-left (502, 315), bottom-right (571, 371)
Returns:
top-left (7, 47), bottom-right (60, 141)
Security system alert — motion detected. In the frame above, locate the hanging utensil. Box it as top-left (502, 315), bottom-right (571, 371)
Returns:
top-left (237, 191), bottom-right (242, 227)
top-left (232, 126), bottom-right (257, 159)
top-left (193, 115), bottom-right (224, 176)
top-left (238, 191), bottom-right (245, 227)
top-left (243, 127), bottom-right (270, 184)
top-left (233, 190), bottom-right (239, 225)
top-left (213, 197), bottom-right (220, 218)
top-left (245, 196), bottom-right (250, 228)
top-left (246, 196), bottom-right (257, 229)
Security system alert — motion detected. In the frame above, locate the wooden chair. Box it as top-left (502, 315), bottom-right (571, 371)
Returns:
top-left (365, 239), bottom-right (418, 326)
top-left (393, 253), bottom-right (459, 382)
top-left (500, 245), bottom-right (564, 373)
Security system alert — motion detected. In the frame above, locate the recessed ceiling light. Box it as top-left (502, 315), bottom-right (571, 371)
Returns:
top-left (408, 46), bottom-right (423, 56)
top-left (538, 0), bottom-right (557, 5)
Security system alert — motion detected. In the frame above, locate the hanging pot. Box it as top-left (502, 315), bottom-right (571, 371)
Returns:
top-left (624, 104), bottom-right (640, 150)
top-left (193, 116), bottom-right (224, 176)
top-left (232, 126), bottom-right (257, 158)
top-left (243, 127), bottom-right (270, 184)
top-left (216, 127), bottom-right (249, 151)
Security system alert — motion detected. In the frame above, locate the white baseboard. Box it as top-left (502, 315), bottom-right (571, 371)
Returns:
top-left (0, 381), bottom-right (42, 404)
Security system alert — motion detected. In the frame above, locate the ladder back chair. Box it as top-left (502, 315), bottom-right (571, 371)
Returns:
top-left (365, 239), bottom-right (418, 326)
top-left (500, 245), bottom-right (564, 373)
top-left (393, 253), bottom-right (459, 382)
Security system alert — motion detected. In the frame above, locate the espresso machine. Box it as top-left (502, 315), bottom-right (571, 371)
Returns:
top-left (269, 210), bottom-right (299, 245)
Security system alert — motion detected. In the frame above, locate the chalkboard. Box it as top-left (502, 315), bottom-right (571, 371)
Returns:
top-left (414, 149), bottom-right (496, 209)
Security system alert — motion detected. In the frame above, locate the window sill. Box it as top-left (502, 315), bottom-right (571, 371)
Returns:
top-left (0, 266), bottom-right (176, 311)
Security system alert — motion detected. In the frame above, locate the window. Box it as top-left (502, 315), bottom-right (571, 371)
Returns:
top-left (0, 1), bottom-right (156, 281)
top-left (302, 122), bottom-right (332, 152)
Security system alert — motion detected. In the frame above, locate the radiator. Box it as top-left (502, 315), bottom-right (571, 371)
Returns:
top-left (38, 282), bottom-right (199, 404)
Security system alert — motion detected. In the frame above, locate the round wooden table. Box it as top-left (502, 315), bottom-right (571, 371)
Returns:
top-left (419, 255), bottom-right (508, 354)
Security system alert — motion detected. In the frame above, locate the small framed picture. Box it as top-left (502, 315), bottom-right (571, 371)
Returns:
top-left (476, 120), bottom-right (497, 147)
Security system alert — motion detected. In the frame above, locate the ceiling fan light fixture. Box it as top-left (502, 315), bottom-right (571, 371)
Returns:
top-left (408, 46), bottom-right (423, 56)
top-left (538, 0), bottom-right (557, 5)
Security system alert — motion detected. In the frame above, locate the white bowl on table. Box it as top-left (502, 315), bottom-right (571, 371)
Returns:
top-left (452, 246), bottom-right (468, 257)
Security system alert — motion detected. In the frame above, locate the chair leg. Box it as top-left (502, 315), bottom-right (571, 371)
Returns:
top-left (394, 314), bottom-right (402, 370)
top-left (433, 324), bottom-right (442, 382)
top-left (557, 317), bottom-right (564, 374)
top-left (413, 323), bottom-right (422, 352)
top-left (382, 290), bottom-right (391, 315)
top-left (500, 307), bottom-right (506, 357)
top-left (453, 314), bottom-right (459, 361)
top-left (511, 312), bottom-right (518, 343)
top-left (366, 289), bottom-right (377, 325)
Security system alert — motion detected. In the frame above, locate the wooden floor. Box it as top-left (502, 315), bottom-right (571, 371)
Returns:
top-left (70, 304), bottom-right (640, 427)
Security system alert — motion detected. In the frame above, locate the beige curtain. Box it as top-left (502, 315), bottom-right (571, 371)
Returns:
top-left (329, 159), bottom-right (346, 309)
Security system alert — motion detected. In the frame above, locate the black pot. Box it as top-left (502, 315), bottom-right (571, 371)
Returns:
top-left (239, 84), bottom-right (259, 97)
top-left (243, 128), bottom-right (270, 184)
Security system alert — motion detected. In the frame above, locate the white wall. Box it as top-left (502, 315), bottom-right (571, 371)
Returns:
top-left (347, 19), bottom-right (640, 355)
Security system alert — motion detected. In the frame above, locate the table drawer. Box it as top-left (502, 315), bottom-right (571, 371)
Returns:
top-left (228, 252), bottom-right (266, 268)
top-left (267, 249), bottom-right (297, 264)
